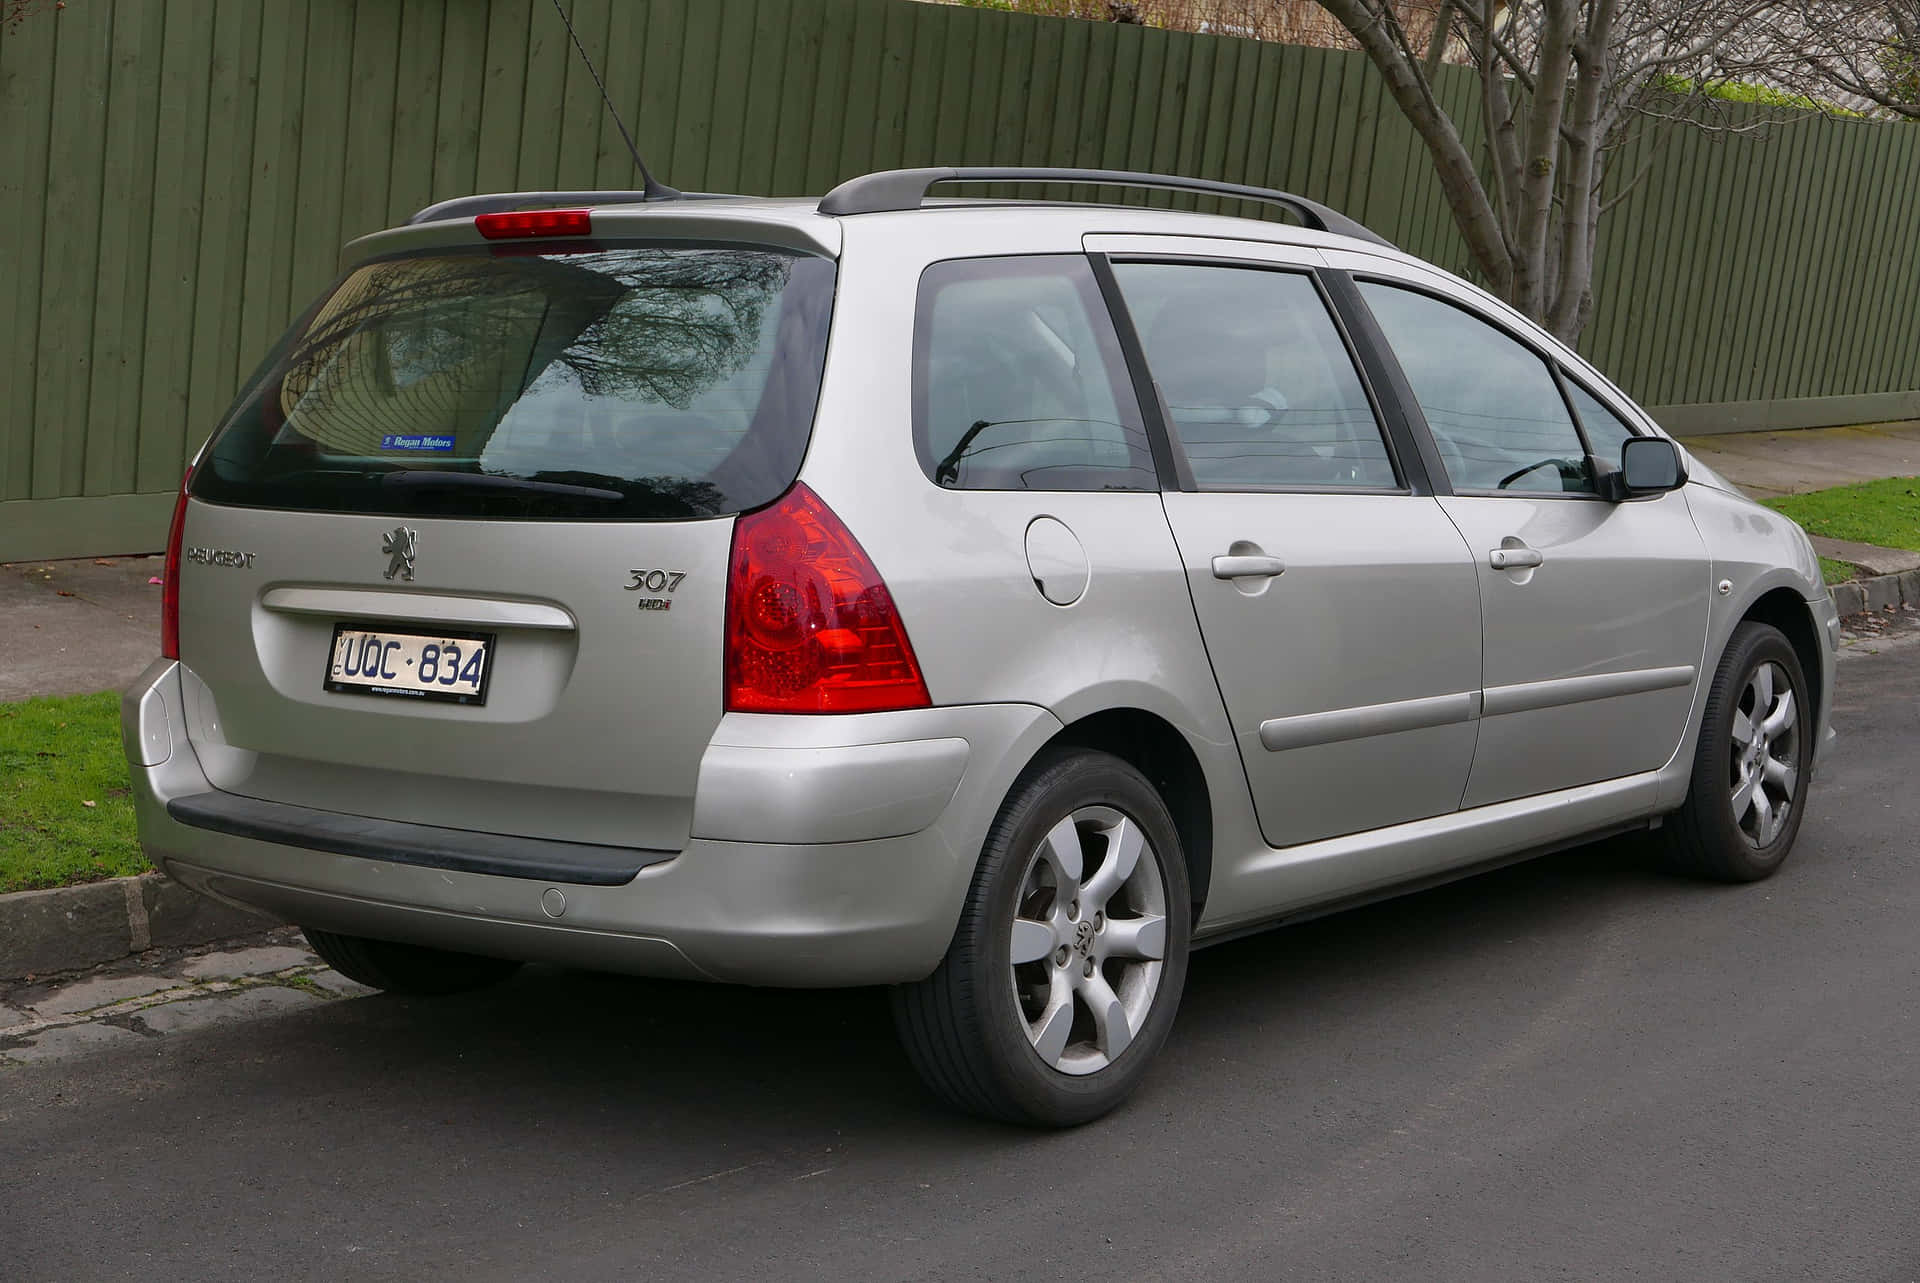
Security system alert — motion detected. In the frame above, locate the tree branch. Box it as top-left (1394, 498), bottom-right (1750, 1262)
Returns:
top-left (1312, 0), bottom-right (1514, 295)
top-left (1422, 0), bottom-right (1458, 79)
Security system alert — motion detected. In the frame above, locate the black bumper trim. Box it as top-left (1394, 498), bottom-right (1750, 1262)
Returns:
top-left (164, 791), bottom-right (674, 887)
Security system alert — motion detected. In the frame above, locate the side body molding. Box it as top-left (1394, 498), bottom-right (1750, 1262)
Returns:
top-left (1481, 666), bottom-right (1696, 718)
top-left (1260, 666), bottom-right (1697, 753)
top-left (1260, 691), bottom-right (1481, 752)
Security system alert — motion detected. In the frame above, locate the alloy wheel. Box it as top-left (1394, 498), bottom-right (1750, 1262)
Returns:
top-left (1729, 659), bottom-right (1799, 848)
top-left (1007, 805), bottom-right (1168, 1076)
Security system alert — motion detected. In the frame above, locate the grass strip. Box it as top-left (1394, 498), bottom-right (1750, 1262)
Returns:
top-left (1819, 557), bottom-right (1859, 586)
top-left (0, 691), bottom-right (147, 894)
top-left (1764, 477), bottom-right (1920, 556)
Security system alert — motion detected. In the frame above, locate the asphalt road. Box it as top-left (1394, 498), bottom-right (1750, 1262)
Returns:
top-left (5, 636), bottom-right (1918, 1282)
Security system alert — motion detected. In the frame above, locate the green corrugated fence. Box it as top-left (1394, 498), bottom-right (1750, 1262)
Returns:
top-left (4, 0), bottom-right (1919, 559)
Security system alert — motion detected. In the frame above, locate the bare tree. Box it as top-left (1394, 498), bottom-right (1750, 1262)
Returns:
top-left (1782, 3), bottom-right (1920, 117)
top-left (937, 0), bottom-right (1431, 50)
top-left (1298, 1), bottom-right (1807, 342)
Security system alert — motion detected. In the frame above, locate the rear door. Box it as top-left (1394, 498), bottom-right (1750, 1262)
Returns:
top-left (1093, 240), bottom-right (1484, 849)
top-left (175, 240), bottom-right (836, 850)
top-left (1338, 266), bottom-right (1711, 807)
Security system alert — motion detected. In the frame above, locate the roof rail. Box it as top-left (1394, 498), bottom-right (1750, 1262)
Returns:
top-left (405, 189), bottom-right (734, 226)
top-left (816, 167), bottom-right (1394, 248)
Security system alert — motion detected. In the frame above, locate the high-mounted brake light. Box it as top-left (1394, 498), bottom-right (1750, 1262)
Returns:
top-left (474, 209), bottom-right (593, 240)
top-left (161, 468), bottom-right (192, 660)
top-left (725, 485), bottom-right (931, 714)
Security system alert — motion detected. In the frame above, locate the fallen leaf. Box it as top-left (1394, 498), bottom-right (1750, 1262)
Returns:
top-left (55, 589), bottom-right (75, 597)
top-left (93, 558), bottom-right (116, 566)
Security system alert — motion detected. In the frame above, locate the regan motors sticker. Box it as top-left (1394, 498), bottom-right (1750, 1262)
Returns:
top-left (381, 434), bottom-right (456, 452)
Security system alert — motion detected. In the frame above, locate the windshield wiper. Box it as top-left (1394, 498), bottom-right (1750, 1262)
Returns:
top-left (379, 471), bottom-right (624, 502)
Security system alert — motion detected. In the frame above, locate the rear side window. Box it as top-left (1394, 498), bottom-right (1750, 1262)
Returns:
top-left (1358, 281), bottom-right (1594, 495)
top-left (1112, 262), bottom-right (1397, 490)
top-left (193, 245), bottom-right (835, 520)
top-left (912, 256), bottom-right (1156, 491)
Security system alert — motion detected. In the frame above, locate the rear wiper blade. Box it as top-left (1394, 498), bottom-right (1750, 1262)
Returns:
top-left (379, 471), bottom-right (624, 502)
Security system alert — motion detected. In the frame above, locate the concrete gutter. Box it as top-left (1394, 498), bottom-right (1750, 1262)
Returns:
top-left (0, 872), bottom-right (281, 981)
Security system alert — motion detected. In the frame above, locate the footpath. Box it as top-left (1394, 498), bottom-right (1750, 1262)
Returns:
top-left (2, 422), bottom-right (1917, 1022)
top-left (1678, 420), bottom-right (1920, 501)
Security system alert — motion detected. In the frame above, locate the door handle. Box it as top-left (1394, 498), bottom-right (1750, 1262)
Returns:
top-left (1212, 554), bottom-right (1287, 580)
top-left (1488, 546), bottom-right (1544, 570)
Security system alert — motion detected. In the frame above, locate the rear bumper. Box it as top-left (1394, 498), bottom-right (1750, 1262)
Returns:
top-left (124, 659), bottom-right (1060, 986)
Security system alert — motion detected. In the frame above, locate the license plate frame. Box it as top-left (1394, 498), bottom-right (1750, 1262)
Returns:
top-left (324, 623), bottom-right (496, 706)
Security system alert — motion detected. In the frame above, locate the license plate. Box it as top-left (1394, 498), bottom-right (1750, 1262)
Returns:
top-left (324, 625), bottom-right (494, 705)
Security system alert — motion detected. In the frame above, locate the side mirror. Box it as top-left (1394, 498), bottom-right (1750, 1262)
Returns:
top-left (1605, 437), bottom-right (1687, 500)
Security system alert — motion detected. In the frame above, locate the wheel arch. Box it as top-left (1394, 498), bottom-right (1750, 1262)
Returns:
top-left (1655, 586), bottom-right (1822, 880)
top-left (1038, 708), bottom-right (1215, 924)
top-left (1738, 586), bottom-right (1826, 731)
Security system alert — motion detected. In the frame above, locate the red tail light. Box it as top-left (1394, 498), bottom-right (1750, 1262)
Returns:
top-left (475, 209), bottom-right (592, 239)
top-left (725, 485), bottom-right (931, 714)
top-left (160, 469), bottom-right (191, 660)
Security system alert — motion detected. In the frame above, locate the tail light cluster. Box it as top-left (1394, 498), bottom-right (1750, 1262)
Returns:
top-left (160, 468), bottom-right (192, 660)
top-left (724, 484), bottom-right (930, 714)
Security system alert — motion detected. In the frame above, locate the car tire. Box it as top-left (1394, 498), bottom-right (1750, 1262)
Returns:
top-left (1660, 621), bottom-right (1813, 882)
top-left (302, 927), bottom-right (523, 995)
top-left (891, 749), bottom-right (1192, 1127)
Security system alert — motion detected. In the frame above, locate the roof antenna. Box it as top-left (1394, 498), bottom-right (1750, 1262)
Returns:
top-left (547, 0), bottom-right (680, 200)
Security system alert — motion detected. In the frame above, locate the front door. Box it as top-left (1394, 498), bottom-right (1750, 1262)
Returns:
top-left (1103, 250), bottom-right (1484, 848)
top-left (1348, 276), bottom-right (1711, 807)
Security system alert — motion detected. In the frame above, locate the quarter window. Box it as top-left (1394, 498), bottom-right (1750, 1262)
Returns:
top-left (1113, 263), bottom-right (1397, 490)
top-left (912, 256), bottom-right (1156, 492)
top-left (1565, 379), bottom-right (1640, 467)
top-left (1358, 282), bottom-right (1594, 495)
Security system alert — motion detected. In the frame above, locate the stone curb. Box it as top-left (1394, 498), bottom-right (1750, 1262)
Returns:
top-left (0, 872), bottom-right (281, 981)
top-left (1829, 568), bottom-right (1920, 618)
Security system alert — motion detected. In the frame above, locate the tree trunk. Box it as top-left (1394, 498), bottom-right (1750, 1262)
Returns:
top-left (1510, 3), bottom-right (1579, 320)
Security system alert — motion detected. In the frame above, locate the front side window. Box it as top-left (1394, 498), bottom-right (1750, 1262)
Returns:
top-left (912, 256), bottom-right (1156, 492)
top-left (1113, 262), bottom-right (1397, 490)
top-left (1358, 282), bottom-right (1594, 495)
top-left (194, 244), bottom-right (835, 520)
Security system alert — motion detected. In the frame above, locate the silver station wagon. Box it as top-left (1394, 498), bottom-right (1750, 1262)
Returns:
top-left (125, 168), bottom-right (1837, 1126)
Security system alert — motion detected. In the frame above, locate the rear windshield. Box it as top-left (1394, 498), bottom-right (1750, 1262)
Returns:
top-left (192, 244), bottom-right (835, 520)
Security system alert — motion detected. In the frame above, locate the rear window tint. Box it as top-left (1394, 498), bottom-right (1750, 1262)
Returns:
top-left (193, 245), bottom-right (835, 520)
top-left (912, 255), bottom-right (1156, 492)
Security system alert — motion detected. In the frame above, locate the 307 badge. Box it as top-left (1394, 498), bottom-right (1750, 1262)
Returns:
top-left (625, 568), bottom-right (688, 612)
